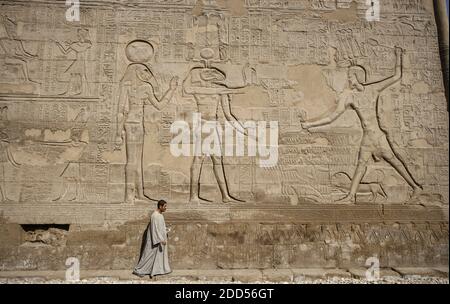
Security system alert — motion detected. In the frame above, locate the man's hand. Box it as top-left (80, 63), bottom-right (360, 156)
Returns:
top-left (160, 241), bottom-right (167, 245)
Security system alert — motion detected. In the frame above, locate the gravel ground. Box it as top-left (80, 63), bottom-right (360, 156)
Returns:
top-left (0, 276), bottom-right (448, 284)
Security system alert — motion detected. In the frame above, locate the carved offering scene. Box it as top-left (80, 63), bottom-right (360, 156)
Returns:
top-left (0, 0), bottom-right (448, 275)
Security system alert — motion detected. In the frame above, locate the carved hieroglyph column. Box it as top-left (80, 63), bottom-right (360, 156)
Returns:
top-left (434, 0), bottom-right (449, 105)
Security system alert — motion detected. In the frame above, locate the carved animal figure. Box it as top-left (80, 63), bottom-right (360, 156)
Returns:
top-left (332, 171), bottom-right (387, 202)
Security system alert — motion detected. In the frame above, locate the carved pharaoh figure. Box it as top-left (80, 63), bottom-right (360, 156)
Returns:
top-left (302, 47), bottom-right (423, 204)
top-left (116, 40), bottom-right (178, 204)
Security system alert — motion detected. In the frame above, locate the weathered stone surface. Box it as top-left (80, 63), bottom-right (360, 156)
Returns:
top-left (380, 269), bottom-right (403, 278)
top-left (292, 268), bottom-right (351, 281)
top-left (162, 270), bottom-right (200, 281)
top-left (348, 267), bottom-right (402, 279)
top-left (0, 223), bottom-right (22, 246)
top-left (67, 230), bottom-right (127, 246)
top-left (195, 269), bottom-right (234, 282)
top-left (0, 271), bottom-right (66, 280)
top-left (434, 267), bottom-right (449, 277)
top-left (0, 0), bottom-right (448, 273)
top-left (231, 270), bottom-right (263, 283)
top-left (393, 267), bottom-right (448, 278)
top-left (0, 218), bottom-right (448, 271)
top-left (348, 267), bottom-right (371, 279)
top-left (262, 269), bottom-right (294, 282)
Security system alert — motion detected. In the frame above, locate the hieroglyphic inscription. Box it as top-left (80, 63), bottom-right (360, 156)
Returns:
top-left (0, 0), bottom-right (447, 207)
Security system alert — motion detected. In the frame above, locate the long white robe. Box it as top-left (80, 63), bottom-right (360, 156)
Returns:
top-left (133, 211), bottom-right (171, 277)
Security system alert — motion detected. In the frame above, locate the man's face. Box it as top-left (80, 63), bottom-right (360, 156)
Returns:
top-left (159, 204), bottom-right (167, 213)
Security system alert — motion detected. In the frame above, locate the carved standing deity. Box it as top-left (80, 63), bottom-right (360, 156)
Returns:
top-left (116, 40), bottom-right (178, 203)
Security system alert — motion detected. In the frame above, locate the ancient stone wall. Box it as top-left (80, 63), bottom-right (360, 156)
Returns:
top-left (0, 0), bottom-right (448, 271)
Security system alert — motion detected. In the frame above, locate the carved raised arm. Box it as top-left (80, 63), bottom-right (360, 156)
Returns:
top-left (145, 76), bottom-right (179, 110)
top-left (366, 46), bottom-right (404, 93)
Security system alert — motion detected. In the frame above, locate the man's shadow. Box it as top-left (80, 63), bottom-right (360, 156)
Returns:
top-left (136, 223), bottom-right (151, 264)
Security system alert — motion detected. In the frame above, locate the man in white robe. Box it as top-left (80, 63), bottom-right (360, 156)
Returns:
top-left (133, 200), bottom-right (171, 278)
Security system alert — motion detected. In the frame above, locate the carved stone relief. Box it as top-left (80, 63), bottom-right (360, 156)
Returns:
top-left (0, 0), bottom-right (447, 207)
top-left (0, 0), bottom-right (447, 270)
